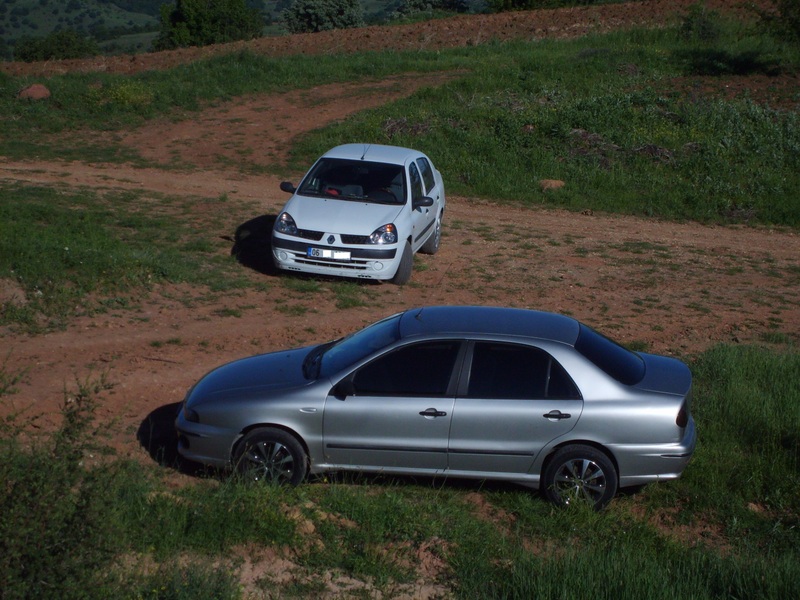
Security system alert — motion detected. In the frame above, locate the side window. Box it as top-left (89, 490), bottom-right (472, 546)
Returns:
top-left (416, 157), bottom-right (436, 193)
top-left (352, 341), bottom-right (460, 396)
top-left (466, 342), bottom-right (580, 400)
top-left (408, 162), bottom-right (424, 202)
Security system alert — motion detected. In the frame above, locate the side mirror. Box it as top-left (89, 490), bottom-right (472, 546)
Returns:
top-left (280, 181), bottom-right (296, 193)
top-left (332, 378), bottom-right (355, 400)
top-left (413, 196), bottom-right (434, 211)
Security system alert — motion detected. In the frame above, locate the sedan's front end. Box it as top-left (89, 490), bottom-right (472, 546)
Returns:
top-left (272, 207), bottom-right (404, 281)
top-left (175, 347), bottom-right (325, 469)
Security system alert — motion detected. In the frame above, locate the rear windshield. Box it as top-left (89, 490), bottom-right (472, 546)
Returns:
top-left (574, 324), bottom-right (645, 385)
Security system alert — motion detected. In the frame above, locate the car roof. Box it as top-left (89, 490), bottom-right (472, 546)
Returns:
top-left (322, 143), bottom-right (422, 165)
top-left (398, 306), bottom-right (581, 345)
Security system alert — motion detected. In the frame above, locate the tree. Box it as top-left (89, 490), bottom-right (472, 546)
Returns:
top-left (282, 0), bottom-right (364, 34)
top-left (14, 28), bottom-right (99, 62)
top-left (154, 0), bottom-right (264, 51)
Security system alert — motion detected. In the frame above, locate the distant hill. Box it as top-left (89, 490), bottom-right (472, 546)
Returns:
top-left (0, 0), bottom-right (159, 58)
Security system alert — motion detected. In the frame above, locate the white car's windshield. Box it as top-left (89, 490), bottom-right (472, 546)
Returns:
top-left (298, 158), bottom-right (406, 205)
top-left (316, 313), bottom-right (403, 379)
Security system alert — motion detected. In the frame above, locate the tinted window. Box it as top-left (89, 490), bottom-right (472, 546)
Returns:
top-left (467, 342), bottom-right (580, 400)
top-left (408, 162), bottom-right (424, 202)
top-left (319, 314), bottom-right (401, 378)
top-left (574, 324), bottom-right (645, 385)
top-left (353, 341), bottom-right (460, 396)
top-left (416, 157), bottom-right (435, 192)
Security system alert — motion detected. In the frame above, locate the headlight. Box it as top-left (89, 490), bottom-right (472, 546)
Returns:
top-left (183, 404), bottom-right (200, 423)
top-left (369, 223), bottom-right (397, 245)
top-left (275, 212), bottom-right (298, 236)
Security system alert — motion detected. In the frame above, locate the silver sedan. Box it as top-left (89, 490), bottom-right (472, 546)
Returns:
top-left (175, 306), bottom-right (696, 509)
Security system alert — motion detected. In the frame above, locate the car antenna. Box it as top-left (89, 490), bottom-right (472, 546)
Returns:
top-left (360, 144), bottom-right (371, 160)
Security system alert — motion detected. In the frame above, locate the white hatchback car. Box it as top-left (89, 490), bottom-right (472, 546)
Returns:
top-left (272, 144), bottom-right (445, 284)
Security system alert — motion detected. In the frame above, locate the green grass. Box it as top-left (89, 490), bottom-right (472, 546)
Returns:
top-left (291, 25), bottom-right (800, 226)
top-left (1, 343), bottom-right (799, 597)
top-left (0, 183), bottom-right (253, 331)
top-left (2, 19), bottom-right (798, 224)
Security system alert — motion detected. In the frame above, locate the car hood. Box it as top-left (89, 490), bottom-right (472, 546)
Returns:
top-left (634, 353), bottom-right (692, 396)
top-left (286, 195), bottom-right (404, 234)
top-left (187, 346), bottom-right (314, 404)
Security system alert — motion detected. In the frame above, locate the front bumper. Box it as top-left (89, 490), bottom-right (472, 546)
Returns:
top-left (175, 408), bottom-right (240, 469)
top-left (272, 236), bottom-right (399, 280)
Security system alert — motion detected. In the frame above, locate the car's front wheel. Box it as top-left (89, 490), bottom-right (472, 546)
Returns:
top-left (543, 445), bottom-right (618, 510)
top-left (391, 241), bottom-right (413, 285)
top-left (233, 428), bottom-right (307, 485)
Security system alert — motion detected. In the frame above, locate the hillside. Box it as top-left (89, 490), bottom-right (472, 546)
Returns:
top-left (1, 0), bottom-right (767, 76)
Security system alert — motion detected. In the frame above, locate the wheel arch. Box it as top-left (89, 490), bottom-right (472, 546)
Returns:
top-left (233, 422), bottom-right (311, 465)
top-left (540, 439), bottom-right (619, 478)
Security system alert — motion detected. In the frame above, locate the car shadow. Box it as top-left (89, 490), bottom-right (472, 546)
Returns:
top-left (137, 407), bottom-right (645, 505)
top-left (137, 405), bottom-right (541, 494)
top-left (230, 214), bottom-right (279, 276)
top-left (318, 471), bottom-right (536, 495)
top-left (231, 213), bottom-right (383, 287)
top-left (136, 402), bottom-right (208, 477)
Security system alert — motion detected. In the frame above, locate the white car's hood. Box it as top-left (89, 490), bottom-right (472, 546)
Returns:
top-left (285, 195), bottom-right (404, 234)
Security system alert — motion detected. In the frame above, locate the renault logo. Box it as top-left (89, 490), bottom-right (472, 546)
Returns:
top-left (327, 235), bottom-right (335, 245)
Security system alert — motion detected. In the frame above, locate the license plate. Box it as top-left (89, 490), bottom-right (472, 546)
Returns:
top-left (307, 247), bottom-right (351, 260)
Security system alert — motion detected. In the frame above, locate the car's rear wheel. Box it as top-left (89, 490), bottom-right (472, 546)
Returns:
top-left (233, 428), bottom-right (307, 485)
top-left (420, 212), bottom-right (442, 255)
top-left (391, 241), bottom-right (413, 285)
top-left (543, 445), bottom-right (618, 510)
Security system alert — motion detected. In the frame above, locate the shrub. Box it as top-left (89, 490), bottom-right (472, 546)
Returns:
top-left (756, 0), bottom-right (800, 44)
top-left (154, 0), bottom-right (264, 51)
top-left (679, 2), bottom-right (722, 44)
top-left (395, 0), bottom-right (471, 17)
top-left (282, 0), bottom-right (365, 34)
top-left (0, 376), bottom-right (121, 598)
top-left (14, 29), bottom-right (99, 62)
top-left (488, 0), bottom-right (599, 13)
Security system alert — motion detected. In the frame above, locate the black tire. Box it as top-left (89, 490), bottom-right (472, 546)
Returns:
top-left (391, 241), bottom-right (413, 285)
top-left (420, 212), bottom-right (442, 255)
top-left (233, 428), bottom-right (307, 485)
top-left (543, 445), bottom-right (618, 510)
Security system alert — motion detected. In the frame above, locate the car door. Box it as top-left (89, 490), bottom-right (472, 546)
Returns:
top-left (416, 156), bottom-right (442, 207)
top-left (323, 340), bottom-right (462, 472)
top-left (447, 341), bottom-right (583, 475)
top-left (407, 160), bottom-right (437, 251)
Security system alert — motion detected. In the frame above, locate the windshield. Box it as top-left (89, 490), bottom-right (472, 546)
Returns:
top-left (574, 324), bottom-right (646, 385)
top-left (315, 313), bottom-right (403, 379)
top-left (298, 158), bottom-right (406, 205)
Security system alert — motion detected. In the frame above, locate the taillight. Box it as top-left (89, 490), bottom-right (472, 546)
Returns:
top-left (676, 402), bottom-right (688, 428)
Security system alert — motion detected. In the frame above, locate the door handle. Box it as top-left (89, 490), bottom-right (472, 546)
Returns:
top-left (419, 408), bottom-right (447, 418)
top-left (543, 410), bottom-right (571, 420)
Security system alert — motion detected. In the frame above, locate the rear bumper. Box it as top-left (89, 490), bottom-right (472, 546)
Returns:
top-left (613, 416), bottom-right (697, 488)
